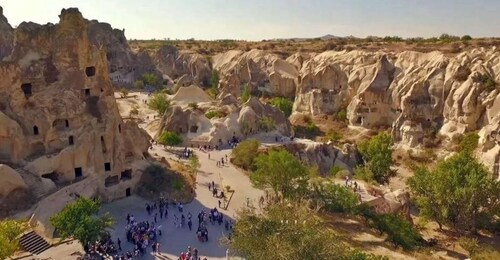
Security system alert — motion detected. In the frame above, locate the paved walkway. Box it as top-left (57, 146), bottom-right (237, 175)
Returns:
top-left (99, 146), bottom-right (264, 260)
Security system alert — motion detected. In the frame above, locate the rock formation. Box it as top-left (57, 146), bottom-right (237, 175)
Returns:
top-left (212, 49), bottom-right (298, 98)
top-left (0, 8), bottom-right (151, 211)
top-left (154, 45), bottom-right (211, 87)
top-left (156, 89), bottom-right (291, 145)
top-left (0, 6), bottom-right (13, 60)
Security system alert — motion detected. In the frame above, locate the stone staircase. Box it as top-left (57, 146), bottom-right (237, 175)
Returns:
top-left (19, 231), bottom-right (51, 255)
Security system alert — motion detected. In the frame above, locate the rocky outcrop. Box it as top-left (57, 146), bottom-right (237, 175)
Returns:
top-left (156, 96), bottom-right (291, 146)
top-left (154, 45), bottom-right (211, 87)
top-left (213, 49), bottom-right (298, 98)
top-left (0, 6), bottom-right (13, 60)
top-left (0, 8), bottom-right (151, 203)
top-left (0, 164), bottom-right (27, 198)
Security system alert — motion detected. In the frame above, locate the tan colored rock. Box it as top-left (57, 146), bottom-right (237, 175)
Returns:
top-left (0, 164), bottom-right (27, 197)
top-left (154, 45), bottom-right (211, 86)
top-left (213, 49), bottom-right (298, 97)
top-left (0, 8), bottom-right (151, 207)
top-left (0, 6), bottom-right (13, 60)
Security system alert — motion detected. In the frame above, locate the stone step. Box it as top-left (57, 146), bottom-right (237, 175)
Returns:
top-left (19, 231), bottom-right (51, 255)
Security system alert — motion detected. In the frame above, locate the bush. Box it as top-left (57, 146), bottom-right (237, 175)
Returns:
top-left (330, 165), bottom-right (343, 177)
top-left (270, 97), bottom-right (293, 117)
top-left (258, 116), bottom-right (275, 132)
top-left (148, 93), bottom-right (171, 115)
top-left (231, 139), bottom-right (260, 170)
top-left (458, 132), bottom-right (479, 153)
top-left (371, 213), bottom-right (425, 250)
top-left (461, 35), bottom-right (472, 41)
top-left (240, 84), bottom-right (251, 103)
top-left (205, 110), bottom-right (224, 119)
top-left (141, 73), bottom-right (161, 89)
top-left (326, 130), bottom-right (343, 143)
top-left (336, 109), bottom-right (347, 121)
top-left (158, 131), bottom-right (182, 146)
top-left (310, 181), bottom-right (359, 213)
top-left (133, 80), bottom-right (145, 89)
top-left (305, 122), bottom-right (320, 137)
top-left (188, 102), bottom-right (199, 110)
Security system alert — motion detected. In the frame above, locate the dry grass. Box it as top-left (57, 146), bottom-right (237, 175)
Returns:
top-left (129, 38), bottom-right (500, 58)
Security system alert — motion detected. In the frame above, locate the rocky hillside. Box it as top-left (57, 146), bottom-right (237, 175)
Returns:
top-left (0, 8), bottom-right (151, 215)
top-left (151, 48), bottom-right (500, 178)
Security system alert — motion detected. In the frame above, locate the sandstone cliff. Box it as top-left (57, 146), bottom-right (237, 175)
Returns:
top-left (0, 6), bottom-right (13, 60)
top-left (0, 8), bottom-right (151, 208)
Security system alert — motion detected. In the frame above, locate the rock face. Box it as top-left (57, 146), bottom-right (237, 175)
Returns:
top-left (290, 49), bottom-right (500, 177)
top-left (0, 8), bottom-right (151, 203)
top-left (212, 49), bottom-right (298, 98)
top-left (154, 45), bottom-right (211, 87)
top-left (0, 164), bottom-right (27, 197)
top-left (87, 21), bottom-right (165, 88)
top-left (282, 141), bottom-right (361, 174)
top-left (0, 6), bottom-right (14, 60)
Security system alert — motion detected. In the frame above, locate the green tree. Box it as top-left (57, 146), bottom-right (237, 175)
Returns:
top-left (141, 73), bottom-right (160, 88)
top-left (407, 152), bottom-right (500, 232)
top-left (228, 202), bottom-right (382, 260)
top-left (358, 132), bottom-right (394, 184)
top-left (189, 154), bottom-right (201, 174)
top-left (370, 213), bottom-right (424, 250)
top-left (158, 131), bottom-right (182, 147)
top-left (461, 35), bottom-right (473, 41)
top-left (310, 181), bottom-right (359, 213)
top-left (0, 219), bottom-right (27, 260)
top-left (148, 93), bottom-right (171, 115)
top-left (50, 198), bottom-right (114, 247)
top-left (231, 139), bottom-right (260, 170)
top-left (270, 97), bottom-right (293, 117)
top-left (458, 132), bottom-right (479, 154)
top-left (240, 84), bottom-right (251, 103)
top-left (251, 149), bottom-right (308, 199)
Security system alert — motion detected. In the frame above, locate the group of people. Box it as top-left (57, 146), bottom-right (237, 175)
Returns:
top-left (345, 176), bottom-right (360, 192)
top-left (124, 215), bottom-right (162, 257)
top-left (178, 147), bottom-right (194, 159)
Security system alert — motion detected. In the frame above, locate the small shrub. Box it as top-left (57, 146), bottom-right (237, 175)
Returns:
top-left (371, 213), bottom-right (425, 250)
top-left (326, 130), bottom-right (343, 143)
top-left (205, 110), bottom-right (224, 119)
top-left (330, 166), bottom-right (343, 177)
top-left (458, 237), bottom-right (479, 257)
top-left (133, 80), bottom-right (145, 89)
top-left (258, 116), bottom-right (275, 132)
top-left (305, 122), bottom-right (319, 137)
top-left (158, 131), bottom-right (182, 146)
top-left (240, 84), bottom-right (251, 103)
top-left (270, 97), bottom-right (293, 117)
top-left (336, 109), bottom-right (347, 121)
top-left (188, 102), bottom-right (199, 110)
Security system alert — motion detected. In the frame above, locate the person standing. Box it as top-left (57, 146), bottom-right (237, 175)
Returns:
top-left (117, 238), bottom-right (122, 251)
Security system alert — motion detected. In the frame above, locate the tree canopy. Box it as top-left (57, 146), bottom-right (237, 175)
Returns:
top-left (228, 202), bottom-right (384, 260)
top-left (357, 132), bottom-right (394, 184)
top-left (140, 73), bottom-right (161, 88)
top-left (231, 139), bottom-right (260, 170)
top-left (0, 219), bottom-right (27, 260)
top-left (50, 197), bottom-right (114, 246)
top-left (158, 131), bottom-right (182, 147)
top-left (148, 93), bottom-right (171, 115)
top-left (407, 151), bottom-right (500, 232)
top-left (251, 149), bottom-right (308, 199)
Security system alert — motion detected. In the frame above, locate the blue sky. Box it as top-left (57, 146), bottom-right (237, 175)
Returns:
top-left (2, 0), bottom-right (499, 40)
